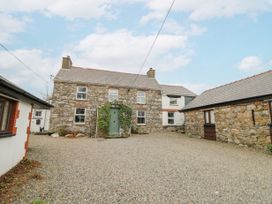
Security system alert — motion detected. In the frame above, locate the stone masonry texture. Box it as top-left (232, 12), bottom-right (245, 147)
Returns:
top-left (50, 81), bottom-right (162, 136)
top-left (184, 100), bottom-right (272, 148)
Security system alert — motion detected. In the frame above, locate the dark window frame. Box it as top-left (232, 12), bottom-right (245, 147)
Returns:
top-left (0, 96), bottom-right (18, 138)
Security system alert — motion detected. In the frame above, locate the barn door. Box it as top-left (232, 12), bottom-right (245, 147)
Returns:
top-left (203, 110), bottom-right (216, 140)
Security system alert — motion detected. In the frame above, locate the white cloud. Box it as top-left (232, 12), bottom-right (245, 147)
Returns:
top-left (0, 49), bottom-right (58, 97)
top-left (0, 0), bottom-right (113, 20)
top-left (238, 56), bottom-right (264, 72)
top-left (0, 13), bottom-right (27, 43)
top-left (65, 29), bottom-right (191, 73)
top-left (141, 0), bottom-right (272, 22)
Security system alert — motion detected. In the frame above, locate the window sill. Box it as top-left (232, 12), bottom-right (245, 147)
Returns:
top-left (74, 123), bottom-right (86, 125)
top-left (136, 124), bottom-right (146, 126)
top-left (0, 132), bottom-right (16, 138)
top-left (75, 99), bottom-right (87, 101)
top-left (136, 103), bottom-right (146, 105)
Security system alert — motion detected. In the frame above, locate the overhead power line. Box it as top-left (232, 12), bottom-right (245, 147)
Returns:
top-left (0, 43), bottom-right (50, 85)
top-left (131, 0), bottom-right (176, 86)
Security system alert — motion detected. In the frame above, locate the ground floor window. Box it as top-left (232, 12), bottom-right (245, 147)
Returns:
top-left (204, 110), bottom-right (215, 124)
top-left (36, 119), bottom-right (41, 125)
top-left (168, 112), bottom-right (174, 124)
top-left (74, 108), bottom-right (86, 124)
top-left (137, 110), bottom-right (146, 125)
top-left (0, 96), bottom-right (17, 136)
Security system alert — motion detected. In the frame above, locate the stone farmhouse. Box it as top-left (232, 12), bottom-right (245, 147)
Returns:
top-left (50, 56), bottom-right (164, 136)
top-left (161, 85), bottom-right (196, 127)
top-left (182, 70), bottom-right (272, 148)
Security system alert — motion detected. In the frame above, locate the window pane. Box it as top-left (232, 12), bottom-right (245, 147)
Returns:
top-left (168, 112), bottom-right (174, 117)
top-left (205, 111), bottom-right (209, 123)
top-left (168, 119), bottom-right (174, 124)
top-left (1, 100), bottom-right (11, 131)
top-left (36, 119), bottom-right (41, 125)
top-left (78, 87), bottom-right (86, 92)
top-left (76, 108), bottom-right (85, 114)
top-left (75, 115), bottom-right (85, 123)
top-left (137, 117), bottom-right (145, 124)
top-left (210, 110), bottom-right (215, 124)
top-left (137, 111), bottom-right (145, 117)
top-left (170, 98), bottom-right (177, 105)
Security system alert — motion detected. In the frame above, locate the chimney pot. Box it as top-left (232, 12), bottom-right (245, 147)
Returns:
top-left (147, 68), bottom-right (155, 78)
top-left (62, 56), bottom-right (72, 69)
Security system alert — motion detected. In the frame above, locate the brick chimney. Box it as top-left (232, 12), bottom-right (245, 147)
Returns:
top-left (62, 56), bottom-right (72, 69)
top-left (147, 68), bottom-right (155, 78)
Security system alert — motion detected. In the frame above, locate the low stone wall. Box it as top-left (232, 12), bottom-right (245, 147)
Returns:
top-left (50, 82), bottom-right (162, 136)
top-left (184, 100), bottom-right (272, 148)
top-left (163, 125), bottom-right (185, 133)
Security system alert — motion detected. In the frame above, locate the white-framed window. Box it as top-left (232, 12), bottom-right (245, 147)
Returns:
top-left (168, 112), bottom-right (174, 125)
top-left (108, 89), bottom-right (118, 102)
top-left (76, 86), bottom-right (87, 100)
top-left (137, 110), bottom-right (146, 125)
top-left (35, 110), bottom-right (42, 117)
top-left (137, 91), bottom-right (146, 104)
top-left (74, 108), bottom-right (86, 124)
top-left (204, 110), bottom-right (215, 124)
top-left (169, 97), bottom-right (178, 106)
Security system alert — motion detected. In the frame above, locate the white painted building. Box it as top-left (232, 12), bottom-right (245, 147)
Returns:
top-left (0, 75), bottom-right (52, 177)
top-left (161, 85), bottom-right (196, 126)
top-left (31, 109), bottom-right (51, 132)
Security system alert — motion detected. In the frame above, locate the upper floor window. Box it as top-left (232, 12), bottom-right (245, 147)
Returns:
top-left (137, 91), bottom-right (146, 104)
top-left (168, 112), bottom-right (174, 124)
top-left (169, 97), bottom-right (178, 106)
top-left (35, 111), bottom-right (42, 117)
top-left (108, 89), bottom-right (118, 102)
top-left (74, 108), bottom-right (86, 124)
top-left (204, 110), bottom-right (215, 124)
top-left (137, 110), bottom-right (146, 125)
top-left (76, 86), bottom-right (87, 100)
top-left (0, 96), bottom-right (17, 137)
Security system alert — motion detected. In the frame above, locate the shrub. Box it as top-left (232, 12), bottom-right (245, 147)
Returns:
top-left (267, 144), bottom-right (272, 153)
top-left (57, 125), bottom-right (70, 136)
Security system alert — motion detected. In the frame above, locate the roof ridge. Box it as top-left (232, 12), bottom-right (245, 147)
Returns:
top-left (160, 84), bottom-right (186, 88)
top-left (71, 66), bottom-right (147, 77)
top-left (203, 69), bottom-right (272, 94)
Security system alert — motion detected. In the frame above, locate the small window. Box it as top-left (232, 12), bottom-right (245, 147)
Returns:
top-left (169, 97), bottom-right (178, 106)
top-left (76, 86), bottom-right (87, 100)
top-left (108, 89), bottom-right (118, 102)
top-left (0, 96), bottom-right (17, 136)
top-left (137, 111), bottom-right (146, 125)
top-left (204, 110), bottom-right (215, 124)
top-left (35, 111), bottom-right (42, 117)
top-left (137, 91), bottom-right (146, 104)
top-left (74, 108), bottom-right (86, 124)
top-left (168, 112), bottom-right (174, 124)
top-left (36, 119), bottom-right (41, 125)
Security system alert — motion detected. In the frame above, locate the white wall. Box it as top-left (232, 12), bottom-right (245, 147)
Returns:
top-left (162, 95), bottom-right (185, 126)
top-left (31, 109), bottom-right (51, 132)
top-left (0, 100), bottom-right (32, 176)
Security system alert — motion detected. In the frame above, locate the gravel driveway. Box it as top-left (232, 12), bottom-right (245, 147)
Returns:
top-left (15, 133), bottom-right (272, 204)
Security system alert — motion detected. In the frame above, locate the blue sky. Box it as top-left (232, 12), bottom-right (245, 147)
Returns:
top-left (0, 0), bottom-right (272, 98)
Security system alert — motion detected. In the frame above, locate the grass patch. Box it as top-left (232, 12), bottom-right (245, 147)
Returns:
top-left (0, 159), bottom-right (42, 203)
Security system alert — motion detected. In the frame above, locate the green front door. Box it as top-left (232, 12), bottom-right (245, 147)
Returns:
top-left (109, 108), bottom-right (119, 136)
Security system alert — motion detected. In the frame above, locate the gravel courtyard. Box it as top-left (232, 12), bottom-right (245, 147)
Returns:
top-left (15, 133), bottom-right (272, 204)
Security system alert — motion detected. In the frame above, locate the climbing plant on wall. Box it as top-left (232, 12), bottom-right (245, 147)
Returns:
top-left (98, 102), bottom-right (132, 137)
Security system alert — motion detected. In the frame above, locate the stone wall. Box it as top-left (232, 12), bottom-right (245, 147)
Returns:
top-left (50, 81), bottom-right (162, 136)
top-left (184, 100), bottom-right (272, 148)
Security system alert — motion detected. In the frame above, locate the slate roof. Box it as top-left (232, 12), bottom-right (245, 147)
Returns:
top-left (160, 84), bottom-right (196, 97)
top-left (55, 66), bottom-right (161, 90)
top-left (0, 75), bottom-right (52, 109)
top-left (183, 70), bottom-right (272, 111)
